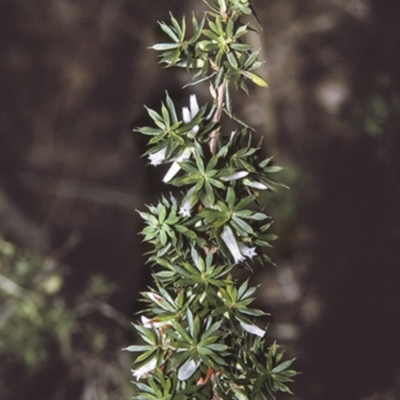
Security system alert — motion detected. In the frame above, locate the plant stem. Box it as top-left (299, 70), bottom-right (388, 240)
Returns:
top-left (209, 80), bottom-right (226, 155)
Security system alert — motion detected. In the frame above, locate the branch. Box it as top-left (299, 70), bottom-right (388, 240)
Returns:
top-left (209, 80), bottom-right (226, 155)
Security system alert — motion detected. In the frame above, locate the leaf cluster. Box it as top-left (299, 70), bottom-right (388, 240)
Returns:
top-left (137, 126), bottom-right (284, 268)
top-left (0, 237), bottom-right (117, 368)
top-left (150, 0), bottom-right (267, 105)
top-left (127, 249), bottom-right (296, 399)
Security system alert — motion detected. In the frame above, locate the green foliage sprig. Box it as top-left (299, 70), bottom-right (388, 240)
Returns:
top-left (0, 237), bottom-right (119, 366)
top-left (126, 1), bottom-right (297, 399)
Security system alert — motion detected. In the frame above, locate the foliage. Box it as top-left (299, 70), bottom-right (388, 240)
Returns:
top-left (127, 0), bottom-right (297, 399)
top-left (0, 237), bottom-right (117, 365)
top-left (0, 237), bottom-right (131, 399)
top-left (344, 72), bottom-right (400, 138)
top-left (0, 237), bottom-right (70, 367)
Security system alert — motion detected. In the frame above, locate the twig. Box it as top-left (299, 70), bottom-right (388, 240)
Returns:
top-left (209, 80), bottom-right (226, 155)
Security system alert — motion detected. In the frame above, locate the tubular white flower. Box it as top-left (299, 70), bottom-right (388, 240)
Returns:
top-left (182, 94), bottom-right (200, 136)
top-left (221, 225), bottom-right (245, 264)
top-left (148, 147), bottom-right (167, 166)
top-left (219, 170), bottom-right (249, 182)
top-left (146, 292), bottom-right (164, 304)
top-left (182, 107), bottom-right (191, 124)
top-left (141, 316), bottom-right (171, 329)
top-left (240, 321), bottom-right (266, 338)
top-left (132, 357), bottom-right (157, 380)
top-left (163, 161), bottom-right (182, 183)
top-left (238, 243), bottom-right (257, 259)
top-left (178, 358), bottom-right (201, 381)
top-left (179, 204), bottom-right (191, 218)
top-left (243, 178), bottom-right (268, 190)
top-left (163, 147), bottom-right (192, 183)
top-left (179, 186), bottom-right (197, 217)
top-left (190, 94), bottom-right (199, 117)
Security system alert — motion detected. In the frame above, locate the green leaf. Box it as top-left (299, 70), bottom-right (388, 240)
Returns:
top-left (158, 204), bottom-right (167, 223)
top-left (272, 359), bottom-right (296, 374)
top-left (171, 321), bottom-right (192, 344)
top-left (230, 43), bottom-right (251, 51)
top-left (136, 126), bottom-right (162, 135)
top-left (206, 343), bottom-right (228, 352)
top-left (248, 212), bottom-right (269, 221)
top-left (226, 52), bottom-right (238, 69)
top-left (200, 320), bottom-right (222, 341)
top-left (242, 71), bottom-right (269, 87)
top-left (134, 382), bottom-right (156, 395)
top-left (169, 12), bottom-right (183, 39)
top-left (204, 181), bottom-right (215, 205)
top-left (150, 43), bottom-right (180, 51)
top-left (134, 349), bottom-right (157, 364)
top-left (231, 217), bottom-right (254, 236)
top-left (244, 49), bottom-right (260, 69)
top-left (203, 29), bottom-right (219, 42)
top-left (159, 22), bottom-right (180, 42)
top-left (159, 230), bottom-right (167, 246)
top-left (146, 107), bottom-right (164, 124)
top-left (165, 92), bottom-right (178, 124)
top-left (123, 345), bottom-right (153, 352)
top-left (235, 195), bottom-right (256, 211)
top-left (183, 74), bottom-right (213, 87)
top-left (208, 178), bottom-right (224, 189)
top-left (206, 155), bottom-right (219, 172)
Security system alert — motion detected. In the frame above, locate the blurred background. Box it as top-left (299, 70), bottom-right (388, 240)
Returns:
top-left (1, 0), bottom-right (400, 399)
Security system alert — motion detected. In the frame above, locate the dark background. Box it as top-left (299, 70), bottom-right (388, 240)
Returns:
top-left (1, 0), bottom-right (400, 399)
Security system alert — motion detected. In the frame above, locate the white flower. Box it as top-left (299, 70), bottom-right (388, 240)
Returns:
top-left (182, 94), bottom-right (200, 137)
top-left (146, 292), bottom-right (164, 304)
top-left (148, 147), bottom-right (167, 166)
top-left (240, 321), bottom-right (266, 338)
top-left (238, 243), bottom-right (257, 259)
top-left (132, 357), bottom-right (157, 380)
top-left (179, 186), bottom-right (197, 217)
top-left (178, 358), bottom-right (201, 381)
top-left (221, 226), bottom-right (258, 264)
top-left (179, 204), bottom-right (191, 218)
top-left (243, 178), bottom-right (268, 190)
top-left (154, 96), bottom-right (199, 183)
top-left (219, 171), bottom-right (249, 182)
top-left (141, 316), bottom-right (171, 329)
top-left (163, 147), bottom-right (192, 183)
top-left (221, 225), bottom-right (246, 264)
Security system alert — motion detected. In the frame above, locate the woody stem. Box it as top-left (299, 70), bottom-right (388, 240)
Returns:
top-left (209, 80), bottom-right (226, 155)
